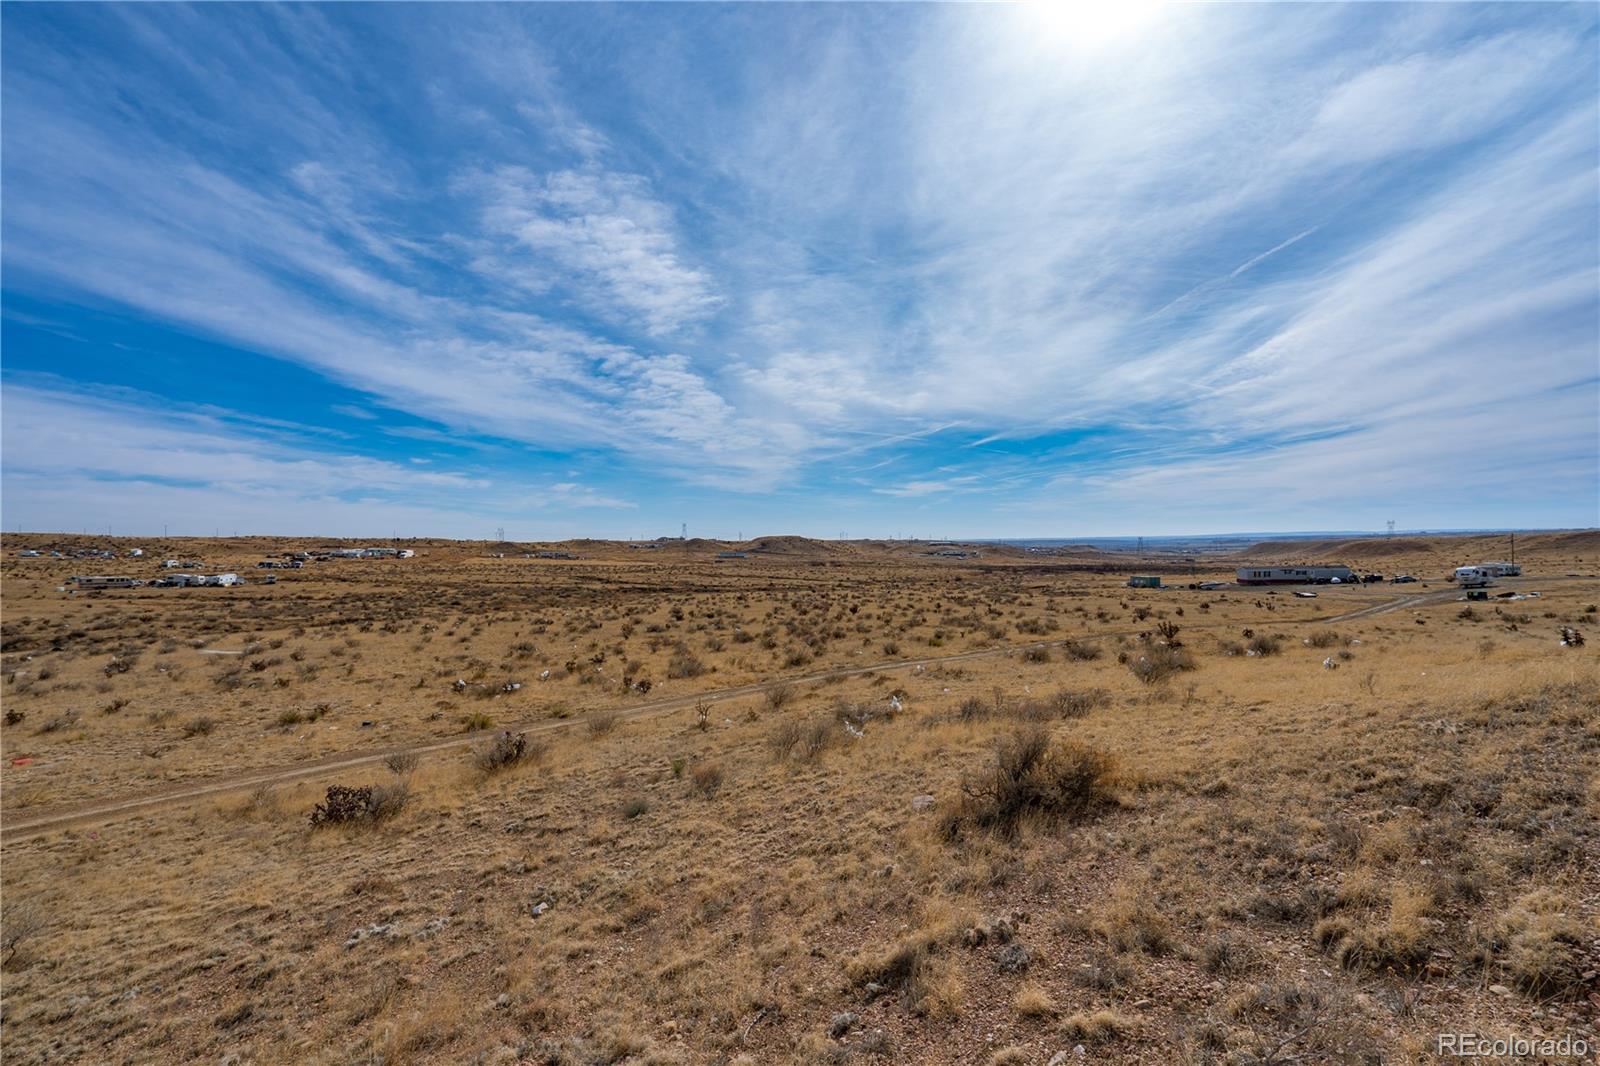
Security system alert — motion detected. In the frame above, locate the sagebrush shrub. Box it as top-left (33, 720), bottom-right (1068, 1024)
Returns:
top-left (940, 726), bottom-right (1117, 839)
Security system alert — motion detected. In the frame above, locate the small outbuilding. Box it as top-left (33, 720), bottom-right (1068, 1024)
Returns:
top-left (1127, 575), bottom-right (1163, 589)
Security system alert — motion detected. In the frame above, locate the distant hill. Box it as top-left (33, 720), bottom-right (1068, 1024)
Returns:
top-left (1232, 530), bottom-right (1599, 566)
top-left (746, 535), bottom-right (843, 556)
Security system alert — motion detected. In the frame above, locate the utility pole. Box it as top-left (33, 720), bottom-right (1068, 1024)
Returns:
top-left (1386, 519), bottom-right (1395, 537)
top-left (1510, 531), bottom-right (1515, 565)
top-left (681, 522), bottom-right (687, 540)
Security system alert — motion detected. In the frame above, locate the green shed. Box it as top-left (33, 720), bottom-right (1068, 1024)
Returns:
top-left (1127, 575), bottom-right (1162, 589)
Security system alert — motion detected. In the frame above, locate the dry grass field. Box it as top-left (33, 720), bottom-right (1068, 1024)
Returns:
top-left (1, 531), bottom-right (1597, 1065)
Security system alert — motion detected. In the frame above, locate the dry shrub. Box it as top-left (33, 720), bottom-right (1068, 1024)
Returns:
top-left (309, 782), bottom-right (409, 828)
top-left (1012, 983), bottom-right (1056, 1018)
top-left (845, 909), bottom-right (965, 1017)
top-left (236, 784), bottom-right (279, 821)
top-left (1011, 688), bottom-right (1107, 721)
top-left (1093, 878), bottom-right (1173, 955)
top-left (1319, 882), bottom-right (1433, 973)
top-left (1305, 629), bottom-right (1343, 648)
top-left (1201, 930), bottom-right (1259, 975)
top-left (383, 751), bottom-right (419, 777)
top-left (768, 716), bottom-right (836, 762)
top-left (666, 646), bottom-right (706, 679)
top-left (1061, 639), bottom-right (1102, 661)
top-left (1060, 1009), bottom-right (1130, 1041)
top-left (473, 730), bottom-right (536, 774)
top-left (1247, 634), bottom-right (1282, 656)
top-left (1127, 644), bottom-right (1195, 685)
top-left (764, 681), bottom-right (795, 712)
top-left (956, 695), bottom-right (991, 721)
top-left (939, 726), bottom-right (1117, 839)
top-left (689, 762), bottom-right (725, 797)
top-left (586, 708), bottom-right (620, 737)
top-left (1470, 889), bottom-right (1588, 998)
top-left (2, 902), bottom-right (45, 966)
top-left (1048, 687), bottom-right (1111, 719)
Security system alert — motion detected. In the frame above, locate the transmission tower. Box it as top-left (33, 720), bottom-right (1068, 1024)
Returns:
top-left (1386, 520), bottom-right (1395, 537)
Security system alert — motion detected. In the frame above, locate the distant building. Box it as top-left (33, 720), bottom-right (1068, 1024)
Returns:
top-left (1236, 566), bottom-right (1355, 586)
top-left (72, 575), bottom-right (142, 589)
top-left (1478, 561), bottom-right (1521, 577)
top-left (159, 573), bottom-right (240, 587)
top-left (716, 551), bottom-right (748, 559)
top-left (1127, 575), bottom-right (1163, 588)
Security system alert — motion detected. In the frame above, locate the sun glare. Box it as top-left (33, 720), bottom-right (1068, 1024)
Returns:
top-left (1021, 0), bottom-right (1165, 49)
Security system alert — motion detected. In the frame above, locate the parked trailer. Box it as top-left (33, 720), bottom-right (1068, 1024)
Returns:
top-left (156, 573), bottom-right (241, 587)
top-left (72, 575), bottom-right (143, 589)
top-left (1452, 566), bottom-right (1495, 589)
top-left (1236, 566), bottom-right (1355, 586)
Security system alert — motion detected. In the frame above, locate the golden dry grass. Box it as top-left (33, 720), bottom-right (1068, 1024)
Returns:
top-left (1, 531), bottom-right (1596, 1064)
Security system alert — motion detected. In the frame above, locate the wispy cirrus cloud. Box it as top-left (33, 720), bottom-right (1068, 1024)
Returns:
top-left (1, 3), bottom-right (1594, 536)
top-left (467, 166), bottom-right (723, 336)
top-left (1, 382), bottom-right (638, 536)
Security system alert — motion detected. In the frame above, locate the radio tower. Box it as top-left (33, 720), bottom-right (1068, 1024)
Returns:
top-left (681, 522), bottom-right (687, 541)
top-left (1386, 520), bottom-right (1395, 537)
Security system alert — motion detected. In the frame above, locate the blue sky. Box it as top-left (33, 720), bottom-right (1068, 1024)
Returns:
top-left (3, 3), bottom-right (1596, 539)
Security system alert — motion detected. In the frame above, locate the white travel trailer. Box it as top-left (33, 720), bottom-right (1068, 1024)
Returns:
top-left (1453, 566), bottom-right (1494, 588)
top-left (1479, 561), bottom-right (1521, 577)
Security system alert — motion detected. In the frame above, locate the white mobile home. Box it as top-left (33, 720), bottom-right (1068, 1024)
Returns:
top-left (1236, 566), bottom-right (1355, 586)
top-left (72, 575), bottom-right (142, 589)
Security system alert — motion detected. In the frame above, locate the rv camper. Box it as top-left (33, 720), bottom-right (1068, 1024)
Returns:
top-left (1452, 566), bottom-right (1495, 588)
